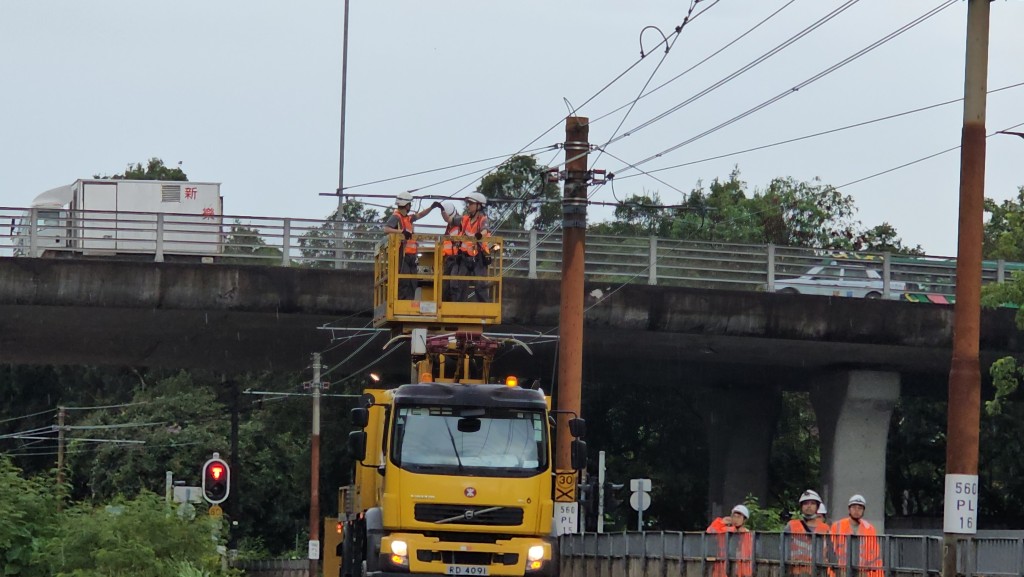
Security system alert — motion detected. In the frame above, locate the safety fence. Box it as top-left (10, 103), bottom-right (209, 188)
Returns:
top-left (3, 206), bottom-right (1021, 299)
top-left (559, 532), bottom-right (1024, 577)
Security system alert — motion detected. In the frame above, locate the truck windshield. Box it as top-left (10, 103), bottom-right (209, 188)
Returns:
top-left (391, 406), bottom-right (547, 477)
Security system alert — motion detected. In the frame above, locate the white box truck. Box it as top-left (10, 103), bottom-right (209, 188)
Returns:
top-left (13, 179), bottom-right (223, 259)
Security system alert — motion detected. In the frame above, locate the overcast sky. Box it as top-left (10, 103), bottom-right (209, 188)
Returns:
top-left (1, 0), bottom-right (1022, 256)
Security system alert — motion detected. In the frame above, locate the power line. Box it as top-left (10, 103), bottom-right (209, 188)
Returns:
top-left (835, 120), bottom-right (1024, 190)
top-left (616, 0), bottom-right (958, 175)
top-left (616, 80), bottom-right (1024, 180)
top-left (340, 146), bottom-right (554, 191)
top-left (603, 0), bottom-right (863, 148)
top-left (64, 401), bottom-right (151, 411)
top-left (0, 408), bottom-right (56, 425)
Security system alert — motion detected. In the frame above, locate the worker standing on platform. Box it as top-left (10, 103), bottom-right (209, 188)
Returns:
top-left (441, 192), bottom-right (490, 302)
top-left (707, 504), bottom-right (753, 577)
top-left (383, 191), bottom-right (440, 300)
top-left (439, 200), bottom-right (463, 302)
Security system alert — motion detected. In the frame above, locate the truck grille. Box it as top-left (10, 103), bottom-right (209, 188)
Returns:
top-left (417, 550), bottom-right (519, 566)
top-left (414, 504), bottom-right (524, 526)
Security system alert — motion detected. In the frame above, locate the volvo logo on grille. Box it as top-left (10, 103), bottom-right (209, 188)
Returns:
top-left (464, 509), bottom-right (475, 520)
top-left (464, 487), bottom-right (476, 498)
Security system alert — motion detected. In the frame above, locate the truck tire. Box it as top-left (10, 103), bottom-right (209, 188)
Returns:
top-left (865, 291), bottom-right (882, 299)
top-left (778, 288), bottom-right (799, 295)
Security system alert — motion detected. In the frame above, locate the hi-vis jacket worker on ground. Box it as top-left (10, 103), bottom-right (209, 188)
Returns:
top-left (440, 192), bottom-right (491, 302)
top-left (828, 495), bottom-right (882, 577)
top-left (383, 191), bottom-right (440, 300)
top-left (706, 504), bottom-right (753, 577)
top-left (786, 490), bottom-right (830, 575)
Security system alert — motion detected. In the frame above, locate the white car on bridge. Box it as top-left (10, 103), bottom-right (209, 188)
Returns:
top-left (773, 262), bottom-right (914, 299)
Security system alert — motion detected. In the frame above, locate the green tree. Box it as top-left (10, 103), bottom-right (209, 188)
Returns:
top-left (96, 158), bottom-right (189, 181)
top-left (477, 155), bottom-right (560, 231)
top-left (854, 222), bottom-right (925, 255)
top-left (589, 191), bottom-right (674, 237)
top-left (0, 457), bottom-right (59, 576)
top-left (222, 220), bottom-right (283, 265)
top-left (980, 271), bottom-right (1024, 415)
top-left (983, 187), bottom-right (1024, 261)
top-left (298, 200), bottom-right (382, 268)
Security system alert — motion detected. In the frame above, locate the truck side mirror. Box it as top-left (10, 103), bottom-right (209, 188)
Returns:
top-left (351, 407), bottom-right (369, 429)
top-left (571, 439), bottom-right (588, 471)
top-left (569, 418), bottom-right (586, 439)
top-left (348, 431), bottom-right (367, 461)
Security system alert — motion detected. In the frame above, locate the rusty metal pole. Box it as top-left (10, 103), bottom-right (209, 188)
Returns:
top-left (310, 353), bottom-right (323, 576)
top-left (557, 117), bottom-right (589, 471)
top-left (943, 1), bottom-right (989, 576)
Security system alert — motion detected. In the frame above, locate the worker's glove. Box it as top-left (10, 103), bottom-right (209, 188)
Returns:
top-left (402, 230), bottom-right (412, 240)
top-left (483, 255), bottom-right (492, 267)
top-left (432, 201), bottom-right (443, 210)
top-left (474, 232), bottom-right (483, 240)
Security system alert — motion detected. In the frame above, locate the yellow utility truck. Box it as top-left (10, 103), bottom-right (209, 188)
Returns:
top-left (331, 233), bottom-right (585, 577)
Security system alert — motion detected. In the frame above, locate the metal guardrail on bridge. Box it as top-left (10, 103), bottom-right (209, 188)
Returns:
top-left (559, 532), bottom-right (1023, 577)
top-left (2, 206), bottom-right (1019, 299)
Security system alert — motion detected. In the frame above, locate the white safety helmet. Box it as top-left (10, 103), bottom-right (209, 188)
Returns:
top-left (731, 505), bottom-right (750, 519)
top-left (818, 503), bottom-right (828, 516)
top-left (848, 494), bottom-right (867, 508)
top-left (465, 191), bottom-right (487, 206)
top-left (395, 191), bottom-right (414, 207)
top-left (799, 490), bottom-right (823, 505)
top-left (441, 200), bottom-right (458, 215)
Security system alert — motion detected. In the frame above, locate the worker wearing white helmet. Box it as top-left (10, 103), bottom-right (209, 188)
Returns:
top-left (829, 495), bottom-right (882, 577)
top-left (706, 504), bottom-right (753, 577)
top-left (439, 200), bottom-right (463, 301)
top-left (440, 192), bottom-right (491, 302)
top-left (786, 490), bottom-right (829, 574)
top-left (383, 192), bottom-right (440, 299)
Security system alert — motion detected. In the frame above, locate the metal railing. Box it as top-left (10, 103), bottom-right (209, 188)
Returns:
top-left (3, 206), bottom-right (1019, 299)
top-left (559, 532), bottom-right (1019, 577)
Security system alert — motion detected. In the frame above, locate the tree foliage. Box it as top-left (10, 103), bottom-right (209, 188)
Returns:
top-left (983, 187), bottom-right (1024, 261)
top-left (477, 155), bottom-right (560, 231)
top-left (297, 200), bottom-right (382, 268)
top-left (96, 157), bottom-right (189, 181)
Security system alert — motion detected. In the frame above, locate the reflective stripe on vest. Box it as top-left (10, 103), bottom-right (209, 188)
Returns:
top-left (459, 214), bottom-right (488, 256)
top-left (395, 211), bottom-right (417, 254)
top-left (787, 520), bottom-right (828, 563)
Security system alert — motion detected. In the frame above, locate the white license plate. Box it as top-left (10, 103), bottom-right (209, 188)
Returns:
top-left (445, 565), bottom-right (489, 575)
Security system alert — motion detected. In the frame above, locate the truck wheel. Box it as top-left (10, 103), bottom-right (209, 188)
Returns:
top-left (866, 291), bottom-right (882, 299)
top-left (778, 288), bottom-right (799, 295)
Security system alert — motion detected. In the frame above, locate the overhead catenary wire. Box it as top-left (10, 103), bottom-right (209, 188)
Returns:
top-left (615, 80), bottom-right (1024, 180)
top-left (0, 408), bottom-right (56, 425)
top-left (603, 0), bottom-right (863, 148)
top-left (612, 0), bottom-right (959, 176)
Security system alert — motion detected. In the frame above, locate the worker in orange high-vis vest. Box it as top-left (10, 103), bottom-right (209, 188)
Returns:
top-left (829, 495), bottom-right (882, 577)
top-left (785, 490), bottom-right (830, 576)
top-left (441, 191), bottom-right (490, 302)
top-left (383, 191), bottom-right (439, 300)
top-left (438, 200), bottom-right (463, 302)
top-left (706, 504), bottom-right (753, 577)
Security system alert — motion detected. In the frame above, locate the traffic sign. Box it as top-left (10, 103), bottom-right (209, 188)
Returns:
top-left (555, 470), bottom-right (577, 502)
top-left (208, 504), bottom-right (223, 518)
top-left (554, 502), bottom-right (579, 535)
top-left (630, 478), bottom-right (651, 492)
top-left (629, 491), bottom-right (651, 512)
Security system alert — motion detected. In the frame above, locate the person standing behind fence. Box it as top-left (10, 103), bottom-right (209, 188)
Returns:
top-left (786, 490), bottom-right (830, 576)
top-left (441, 192), bottom-right (490, 302)
top-left (439, 200), bottom-right (462, 302)
top-left (383, 192), bottom-right (440, 300)
top-left (828, 495), bottom-right (882, 577)
top-left (706, 505), bottom-right (753, 577)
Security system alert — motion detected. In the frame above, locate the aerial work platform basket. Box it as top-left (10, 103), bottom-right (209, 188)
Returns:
top-left (372, 233), bottom-right (503, 330)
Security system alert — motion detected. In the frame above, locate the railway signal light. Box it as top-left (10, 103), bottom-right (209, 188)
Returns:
top-left (202, 453), bottom-right (231, 504)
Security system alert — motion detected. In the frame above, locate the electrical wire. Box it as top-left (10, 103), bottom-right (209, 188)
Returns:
top-left (616, 80), bottom-right (1024, 179)
top-left (341, 146), bottom-right (554, 191)
top-left (616, 0), bottom-right (958, 174)
top-left (63, 401), bottom-right (151, 411)
top-left (835, 120), bottom-right (1024, 190)
top-left (0, 408), bottom-right (56, 425)
top-left (604, 0), bottom-right (863, 148)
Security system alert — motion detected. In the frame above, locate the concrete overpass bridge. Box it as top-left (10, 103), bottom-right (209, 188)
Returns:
top-left (3, 256), bottom-right (1022, 530)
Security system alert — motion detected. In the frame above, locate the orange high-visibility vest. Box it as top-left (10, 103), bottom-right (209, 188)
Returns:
top-left (786, 519), bottom-right (830, 573)
top-left (394, 211), bottom-right (417, 255)
top-left (706, 518), bottom-right (753, 577)
top-left (442, 220), bottom-right (463, 256)
top-left (459, 214), bottom-right (489, 256)
top-left (829, 518), bottom-right (882, 577)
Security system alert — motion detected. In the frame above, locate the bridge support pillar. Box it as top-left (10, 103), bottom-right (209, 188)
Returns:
top-left (811, 370), bottom-right (900, 533)
top-left (707, 385), bottom-right (781, 519)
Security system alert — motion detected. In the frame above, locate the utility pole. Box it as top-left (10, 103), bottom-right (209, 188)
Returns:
top-left (556, 117), bottom-right (589, 471)
top-left (309, 353), bottom-right (324, 577)
top-left (943, 2), bottom-right (989, 576)
top-left (335, 0), bottom-right (352, 270)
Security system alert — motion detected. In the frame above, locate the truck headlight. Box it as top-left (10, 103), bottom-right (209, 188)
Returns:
top-left (527, 545), bottom-right (545, 562)
top-left (390, 540), bottom-right (408, 557)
